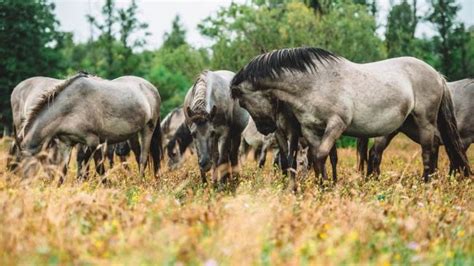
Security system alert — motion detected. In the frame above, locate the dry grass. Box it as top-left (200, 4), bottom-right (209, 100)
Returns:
top-left (0, 135), bottom-right (472, 265)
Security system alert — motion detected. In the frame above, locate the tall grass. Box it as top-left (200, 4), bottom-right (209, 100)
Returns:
top-left (0, 136), bottom-right (472, 265)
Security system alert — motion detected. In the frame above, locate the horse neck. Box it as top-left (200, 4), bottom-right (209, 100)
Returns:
top-left (23, 105), bottom-right (64, 153)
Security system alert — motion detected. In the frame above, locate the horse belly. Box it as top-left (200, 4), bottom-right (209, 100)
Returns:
top-left (346, 106), bottom-right (408, 137)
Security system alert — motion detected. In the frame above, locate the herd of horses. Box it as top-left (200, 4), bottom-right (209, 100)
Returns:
top-left (6, 47), bottom-right (473, 191)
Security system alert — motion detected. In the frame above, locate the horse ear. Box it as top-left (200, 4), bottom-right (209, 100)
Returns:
top-left (231, 87), bottom-right (242, 99)
top-left (209, 105), bottom-right (217, 121)
top-left (186, 106), bottom-right (194, 118)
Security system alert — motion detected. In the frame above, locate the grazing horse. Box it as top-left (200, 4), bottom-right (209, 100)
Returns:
top-left (161, 107), bottom-right (186, 145)
top-left (8, 76), bottom-right (72, 176)
top-left (165, 122), bottom-right (193, 170)
top-left (231, 47), bottom-right (470, 183)
top-left (19, 72), bottom-right (162, 177)
top-left (184, 70), bottom-right (249, 185)
top-left (161, 107), bottom-right (187, 169)
top-left (358, 78), bottom-right (474, 176)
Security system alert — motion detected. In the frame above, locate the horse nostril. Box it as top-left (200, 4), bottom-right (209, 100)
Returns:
top-left (199, 160), bottom-right (207, 168)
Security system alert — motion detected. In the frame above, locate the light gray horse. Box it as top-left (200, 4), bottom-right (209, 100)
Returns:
top-left (231, 47), bottom-right (470, 183)
top-left (184, 70), bottom-right (249, 185)
top-left (358, 78), bottom-right (474, 176)
top-left (8, 76), bottom-right (72, 176)
top-left (18, 72), bottom-right (162, 177)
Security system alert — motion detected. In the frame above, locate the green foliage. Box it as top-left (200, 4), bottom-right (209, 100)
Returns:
top-left (385, 1), bottom-right (417, 57)
top-left (0, 0), bottom-right (65, 132)
top-left (145, 65), bottom-right (191, 117)
top-left (199, 0), bottom-right (385, 71)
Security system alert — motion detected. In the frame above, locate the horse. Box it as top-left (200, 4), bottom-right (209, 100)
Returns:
top-left (358, 78), bottom-right (474, 176)
top-left (161, 107), bottom-right (185, 148)
top-left (9, 76), bottom-right (72, 177)
top-left (230, 47), bottom-right (470, 183)
top-left (184, 70), bottom-right (249, 185)
top-left (165, 122), bottom-right (193, 170)
top-left (18, 72), bottom-right (162, 178)
top-left (161, 107), bottom-right (188, 169)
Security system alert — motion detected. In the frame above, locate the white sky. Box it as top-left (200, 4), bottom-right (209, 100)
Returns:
top-left (54, 0), bottom-right (474, 49)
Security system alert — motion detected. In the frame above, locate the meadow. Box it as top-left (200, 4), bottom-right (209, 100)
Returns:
top-left (0, 135), bottom-right (472, 265)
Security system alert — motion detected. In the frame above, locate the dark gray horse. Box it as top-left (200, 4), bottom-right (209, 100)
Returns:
top-left (19, 72), bottom-right (162, 177)
top-left (184, 70), bottom-right (249, 185)
top-left (358, 78), bottom-right (474, 176)
top-left (231, 47), bottom-right (470, 183)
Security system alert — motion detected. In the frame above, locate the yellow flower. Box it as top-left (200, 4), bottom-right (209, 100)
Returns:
top-left (319, 232), bottom-right (328, 240)
top-left (456, 230), bottom-right (465, 238)
top-left (348, 231), bottom-right (359, 242)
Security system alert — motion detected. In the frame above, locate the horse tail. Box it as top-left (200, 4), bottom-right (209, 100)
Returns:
top-left (437, 79), bottom-right (471, 176)
top-left (356, 137), bottom-right (369, 174)
top-left (149, 118), bottom-right (163, 176)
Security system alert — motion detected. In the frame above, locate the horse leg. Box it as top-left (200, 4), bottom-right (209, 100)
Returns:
top-left (275, 131), bottom-right (289, 175)
top-left (76, 145), bottom-right (93, 180)
top-left (288, 136), bottom-right (299, 192)
top-left (368, 132), bottom-right (398, 178)
top-left (58, 145), bottom-right (72, 185)
top-left (356, 137), bottom-right (369, 174)
top-left (258, 140), bottom-right (269, 168)
top-left (128, 135), bottom-right (141, 169)
top-left (93, 146), bottom-right (106, 176)
top-left (229, 129), bottom-right (242, 182)
top-left (138, 127), bottom-right (154, 178)
top-left (107, 145), bottom-right (115, 169)
top-left (329, 145), bottom-right (338, 183)
top-left (216, 134), bottom-right (231, 185)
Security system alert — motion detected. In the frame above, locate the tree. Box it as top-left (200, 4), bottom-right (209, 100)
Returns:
top-left (427, 0), bottom-right (460, 78)
top-left (199, 1), bottom-right (385, 71)
top-left (0, 0), bottom-right (65, 133)
top-left (162, 15), bottom-right (187, 49)
top-left (385, 1), bottom-right (417, 57)
top-left (86, 0), bottom-right (149, 78)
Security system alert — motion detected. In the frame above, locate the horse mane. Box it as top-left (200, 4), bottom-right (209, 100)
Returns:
top-left (231, 47), bottom-right (339, 87)
top-left (189, 71), bottom-right (210, 122)
top-left (19, 71), bottom-right (89, 140)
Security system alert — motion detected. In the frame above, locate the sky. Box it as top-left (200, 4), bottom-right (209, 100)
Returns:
top-left (54, 0), bottom-right (474, 49)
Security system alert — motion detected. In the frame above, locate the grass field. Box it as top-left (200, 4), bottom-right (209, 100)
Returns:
top-left (0, 135), bottom-right (472, 265)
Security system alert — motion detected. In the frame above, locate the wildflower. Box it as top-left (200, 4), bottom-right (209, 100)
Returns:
top-left (456, 230), bottom-right (465, 238)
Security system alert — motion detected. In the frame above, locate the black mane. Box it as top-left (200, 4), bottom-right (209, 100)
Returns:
top-left (231, 47), bottom-right (339, 87)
